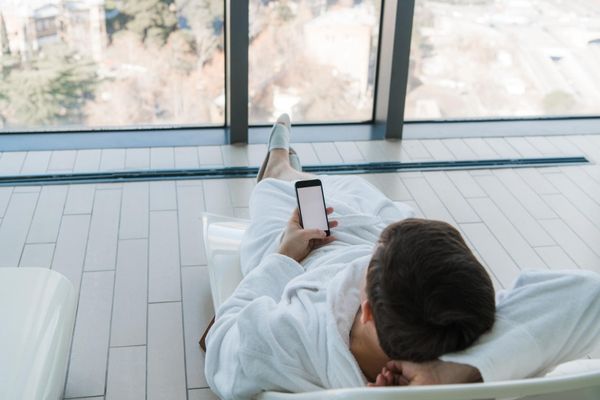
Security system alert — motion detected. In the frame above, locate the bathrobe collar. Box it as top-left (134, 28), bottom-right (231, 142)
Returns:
top-left (325, 253), bottom-right (372, 387)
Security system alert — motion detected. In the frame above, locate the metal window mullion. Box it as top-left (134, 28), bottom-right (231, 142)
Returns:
top-left (374, 0), bottom-right (415, 139)
top-left (225, 0), bottom-right (249, 144)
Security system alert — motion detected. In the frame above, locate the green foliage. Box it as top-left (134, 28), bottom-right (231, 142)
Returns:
top-left (105, 7), bottom-right (131, 40)
top-left (178, 0), bottom-right (223, 36)
top-left (543, 90), bottom-right (576, 115)
top-left (0, 44), bottom-right (98, 128)
top-left (121, 0), bottom-right (178, 46)
top-left (177, 0), bottom-right (224, 64)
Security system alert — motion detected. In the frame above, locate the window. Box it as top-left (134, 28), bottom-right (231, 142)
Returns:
top-left (406, 0), bottom-right (600, 120)
top-left (248, 0), bottom-right (382, 125)
top-left (1, 0), bottom-right (597, 142)
top-left (0, 0), bottom-right (225, 132)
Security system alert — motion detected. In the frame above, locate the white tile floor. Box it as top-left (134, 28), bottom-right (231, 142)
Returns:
top-left (1, 135), bottom-right (600, 399)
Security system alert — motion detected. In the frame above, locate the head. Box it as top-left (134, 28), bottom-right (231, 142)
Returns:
top-left (363, 218), bottom-right (495, 362)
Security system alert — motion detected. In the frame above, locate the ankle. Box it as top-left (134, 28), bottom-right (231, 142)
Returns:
top-left (263, 161), bottom-right (285, 179)
top-left (270, 148), bottom-right (288, 159)
top-left (263, 150), bottom-right (289, 178)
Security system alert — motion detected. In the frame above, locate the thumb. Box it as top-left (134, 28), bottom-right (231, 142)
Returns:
top-left (290, 208), bottom-right (301, 224)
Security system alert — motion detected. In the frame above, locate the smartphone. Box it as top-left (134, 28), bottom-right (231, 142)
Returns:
top-left (294, 179), bottom-right (330, 236)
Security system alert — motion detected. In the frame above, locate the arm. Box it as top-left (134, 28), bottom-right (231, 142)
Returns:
top-left (214, 207), bottom-right (337, 318)
top-left (206, 253), bottom-right (315, 399)
top-left (205, 209), bottom-right (338, 399)
top-left (440, 269), bottom-right (600, 381)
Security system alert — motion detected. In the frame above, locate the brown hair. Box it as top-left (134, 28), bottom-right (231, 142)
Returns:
top-left (366, 218), bottom-right (495, 362)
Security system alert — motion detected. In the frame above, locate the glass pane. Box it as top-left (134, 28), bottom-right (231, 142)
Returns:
top-left (407, 0), bottom-right (600, 120)
top-left (249, 0), bottom-right (382, 125)
top-left (0, 0), bottom-right (225, 132)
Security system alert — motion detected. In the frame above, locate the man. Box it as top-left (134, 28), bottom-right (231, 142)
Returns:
top-left (205, 115), bottom-right (600, 399)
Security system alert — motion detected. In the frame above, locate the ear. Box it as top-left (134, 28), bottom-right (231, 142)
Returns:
top-left (360, 300), bottom-right (374, 324)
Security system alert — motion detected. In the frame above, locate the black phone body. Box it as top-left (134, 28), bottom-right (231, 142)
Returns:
top-left (294, 179), bottom-right (330, 236)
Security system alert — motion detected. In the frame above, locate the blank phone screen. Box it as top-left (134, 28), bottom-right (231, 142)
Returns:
top-left (297, 185), bottom-right (328, 231)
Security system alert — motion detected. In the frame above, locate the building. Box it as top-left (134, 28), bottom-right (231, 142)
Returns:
top-left (0, 0), bottom-right (106, 61)
top-left (303, 4), bottom-right (377, 99)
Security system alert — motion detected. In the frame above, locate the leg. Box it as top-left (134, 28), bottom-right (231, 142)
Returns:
top-left (261, 148), bottom-right (314, 182)
top-left (257, 114), bottom-right (313, 182)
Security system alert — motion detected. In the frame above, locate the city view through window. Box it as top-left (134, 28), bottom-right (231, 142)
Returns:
top-left (407, 0), bottom-right (600, 120)
top-left (248, 0), bottom-right (381, 124)
top-left (0, 0), bottom-right (225, 131)
top-left (0, 0), bottom-right (599, 132)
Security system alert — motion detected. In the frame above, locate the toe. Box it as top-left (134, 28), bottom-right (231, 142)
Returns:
top-left (276, 113), bottom-right (291, 127)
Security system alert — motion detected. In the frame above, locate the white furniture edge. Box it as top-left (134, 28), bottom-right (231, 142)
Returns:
top-left (0, 267), bottom-right (77, 400)
top-left (259, 368), bottom-right (600, 399)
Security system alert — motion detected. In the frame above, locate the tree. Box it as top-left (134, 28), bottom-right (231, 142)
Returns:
top-left (120, 0), bottom-right (178, 46)
top-left (83, 27), bottom-right (224, 127)
top-left (177, 0), bottom-right (224, 66)
top-left (0, 44), bottom-right (97, 128)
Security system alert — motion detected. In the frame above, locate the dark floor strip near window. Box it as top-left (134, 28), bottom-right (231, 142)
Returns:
top-left (0, 157), bottom-right (589, 187)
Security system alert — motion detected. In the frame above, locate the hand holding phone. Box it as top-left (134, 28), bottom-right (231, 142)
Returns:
top-left (294, 179), bottom-right (330, 236)
top-left (277, 179), bottom-right (338, 262)
top-left (278, 208), bottom-right (336, 262)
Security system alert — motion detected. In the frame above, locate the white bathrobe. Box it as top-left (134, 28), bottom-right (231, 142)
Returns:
top-left (205, 176), bottom-right (600, 400)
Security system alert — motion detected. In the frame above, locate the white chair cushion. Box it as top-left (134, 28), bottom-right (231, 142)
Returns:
top-left (0, 268), bottom-right (77, 400)
top-left (546, 359), bottom-right (600, 377)
top-left (202, 212), bottom-right (249, 312)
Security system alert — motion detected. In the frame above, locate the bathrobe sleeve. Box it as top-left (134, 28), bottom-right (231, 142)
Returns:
top-left (441, 269), bottom-right (600, 382)
top-left (205, 253), bottom-right (325, 400)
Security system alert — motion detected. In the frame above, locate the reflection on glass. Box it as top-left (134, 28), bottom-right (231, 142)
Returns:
top-left (249, 0), bottom-right (381, 125)
top-left (407, 0), bottom-right (600, 120)
top-left (0, 0), bottom-right (225, 131)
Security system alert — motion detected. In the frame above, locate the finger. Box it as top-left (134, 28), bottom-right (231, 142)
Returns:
top-left (322, 235), bottom-right (337, 243)
top-left (384, 370), bottom-right (393, 383)
top-left (393, 373), bottom-right (410, 386)
top-left (302, 229), bottom-right (327, 241)
top-left (326, 207), bottom-right (334, 214)
top-left (289, 207), bottom-right (301, 222)
top-left (367, 376), bottom-right (380, 387)
top-left (397, 375), bottom-right (410, 386)
top-left (328, 220), bottom-right (339, 229)
top-left (386, 360), bottom-right (403, 373)
top-left (312, 236), bottom-right (336, 249)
